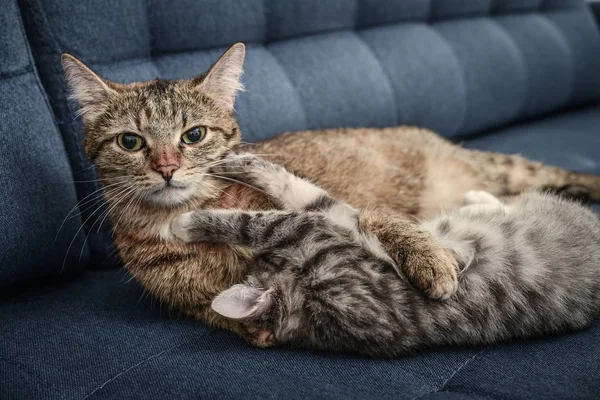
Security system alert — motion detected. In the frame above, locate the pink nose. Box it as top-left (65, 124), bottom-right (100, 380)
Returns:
top-left (154, 164), bottom-right (179, 182)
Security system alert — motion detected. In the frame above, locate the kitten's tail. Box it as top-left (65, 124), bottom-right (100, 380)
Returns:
top-left (471, 150), bottom-right (600, 201)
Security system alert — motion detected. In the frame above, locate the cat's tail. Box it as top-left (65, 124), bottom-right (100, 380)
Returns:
top-left (469, 149), bottom-right (600, 201)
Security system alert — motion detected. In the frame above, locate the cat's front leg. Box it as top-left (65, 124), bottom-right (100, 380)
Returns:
top-left (171, 209), bottom-right (257, 245)
top-left (212, 153), bottom-right (331, 212)
top-left (171, 209), bottom-right (291, 248)
top-left (360, 205), bottom-right (459, 300)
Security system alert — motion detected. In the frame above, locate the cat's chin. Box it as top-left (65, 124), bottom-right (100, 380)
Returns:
top-left (144, 185), bottom-right (197, 207)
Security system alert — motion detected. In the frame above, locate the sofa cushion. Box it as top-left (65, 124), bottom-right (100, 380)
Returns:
top-left (18, 0), bottom-right (600, 267)
top-left (466, 104), bottom-right (600, 212)
top-left (0, 270), bottom-right (600, 399)
top-left (465, 104), bottom-right (600, 174)
top-left (21, 0), bottom-right (600, 140)
top-left (1, 269), bottom-right (598, 399)
top-left (0, 0), bottom-right (88, 287)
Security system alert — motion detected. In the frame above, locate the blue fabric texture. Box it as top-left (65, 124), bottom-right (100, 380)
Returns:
top-left (466, 105), bottom-right (600, 173)
top-left (0, 0), bottom-right (88, 287)
top-left (17, 0), bottom-right (600, 267)
top-left (1, 270), bottom-right (598, 400)
top-left (3, 0), bottom-right (600, 398)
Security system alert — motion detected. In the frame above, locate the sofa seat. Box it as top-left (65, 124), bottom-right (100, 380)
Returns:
top-left (2, 269), bottom-right (599, 400)
top-left (466, 104), bottom-right (600, 214)
top-left (466, 104), bottom-right (600, 174)
top-left (3, 105), bottom-right (600, 399)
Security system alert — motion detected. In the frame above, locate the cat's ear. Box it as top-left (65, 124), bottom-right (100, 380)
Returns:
top-left (194, 42), bottom-right (245, 111)
top-left (211, 283), bottom-right (272, 319)
top-left (61, 54), bottom-right (118, 117)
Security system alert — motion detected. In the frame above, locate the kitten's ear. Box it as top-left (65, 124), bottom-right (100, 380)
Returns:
top-left (194, 42), bottom-right (245, 111)
top-left (61, 54), bottom-right (118, 117)
top-left (211, 283), bottom-right (271, 319)
top-left (453, 244), bottom-right (476, 273)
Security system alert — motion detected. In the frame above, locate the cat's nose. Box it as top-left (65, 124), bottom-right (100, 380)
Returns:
top-left (154, 164), bottom-right (179, 182)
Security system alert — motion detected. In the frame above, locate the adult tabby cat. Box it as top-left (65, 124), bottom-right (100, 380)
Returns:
top-left (62, 42), bottom-right (600, 341)
top-left (170, 153), bottom-right (600, 355)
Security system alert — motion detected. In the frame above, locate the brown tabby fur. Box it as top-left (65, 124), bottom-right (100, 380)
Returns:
top-left (62, 43), bottom-right (600, 340)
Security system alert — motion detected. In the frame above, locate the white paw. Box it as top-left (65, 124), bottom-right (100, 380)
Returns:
top-left (463, 190), bottom-right (501, 206)
top-left (170, 212), bottom-right (194, 242)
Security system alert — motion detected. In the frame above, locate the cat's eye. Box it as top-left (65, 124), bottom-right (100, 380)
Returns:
top-left (117, 133), bottom-right (145, 151)
top-left (181, 127), bottom-right (206, 145)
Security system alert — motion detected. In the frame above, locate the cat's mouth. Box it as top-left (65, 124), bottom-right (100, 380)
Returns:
top-left (145, 182), bottom-right (195, 206)
top-left (149, 181), bottom-right (188, 192)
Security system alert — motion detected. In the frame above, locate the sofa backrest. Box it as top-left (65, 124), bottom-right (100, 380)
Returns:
top-left (0, 0), bottom-right (88, 287)
top-left (17, 0), bottom-right (600, 268)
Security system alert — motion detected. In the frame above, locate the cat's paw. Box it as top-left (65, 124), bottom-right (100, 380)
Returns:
top-left (244, 325), bottom-right (277, 348)
top-left (463, 190), bottom-right (501, 206)
top-left (170, 212), bottom-right (194, 243)
top-left (405, 247), bottom-right (458, 300)
top-left (210, 152), bottom-right (260, 178)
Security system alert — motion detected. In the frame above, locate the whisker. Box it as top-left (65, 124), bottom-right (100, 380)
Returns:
top-left (71, 177), bottom-right (132, 183)
top-left (113, 189), bottom-right (142, 232)
top-left (76, 185), bottom-right (137, 263)
top-left (72, 164), bottom-right (99, 174)
top-left (55, 181), bottom-right (131, 242)
top-left (96, 186), bottom-right (138, 234)
top-left (68, 182), bottom-right (137, 220)
top-left (203, 181), bottom-right (236, 202)
top-left (204, 173), bottom-right (270, 197)
top-left (61, 188), bottom-right (129, 273)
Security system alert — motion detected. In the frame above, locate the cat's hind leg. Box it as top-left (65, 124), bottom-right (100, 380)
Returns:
top-left (462, 148), bottom-right (600, 201)
top-left (463, 190), bottom-right (503, 206)
top-left (460, 190), bottom-right (508, 217)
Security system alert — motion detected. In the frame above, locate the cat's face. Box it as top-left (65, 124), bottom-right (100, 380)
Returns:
top-left (62, 44), bottom-right (245, 207)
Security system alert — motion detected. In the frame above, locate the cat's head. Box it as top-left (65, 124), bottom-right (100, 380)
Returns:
top-left (211, 271), bottom-right (308, 346)
top-left (62, 43), bottom-right (246, 207)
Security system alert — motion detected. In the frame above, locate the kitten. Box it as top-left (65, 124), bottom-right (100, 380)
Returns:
top-left (171, 153), bottom-right (600, 356)
top-left (62, 42), bottom-right (600, 340)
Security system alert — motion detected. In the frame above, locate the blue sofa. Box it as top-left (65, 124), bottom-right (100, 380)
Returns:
top-left (2, 0), bottom-right (600, 398)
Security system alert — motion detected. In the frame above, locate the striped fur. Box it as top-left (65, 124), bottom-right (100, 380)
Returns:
top-left (63, 43), bottom-right (600, 344)
top-left (173, 154), bottom-right (600, 356)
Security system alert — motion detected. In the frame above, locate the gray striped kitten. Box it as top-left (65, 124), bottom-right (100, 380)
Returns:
top-left (171, 154), bottom-right (600, 356)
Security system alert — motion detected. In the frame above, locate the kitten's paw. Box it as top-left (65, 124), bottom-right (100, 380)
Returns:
top-left (170, 212), bottom-right (194, 242)
top-left (463, 190), bottom-right (501, 206)
top-left (210, 152), bottom-right (260, 177)
top-left (244, 326), bottom-right (277, 348)
top-left (249, 330), bottom-right (277, 348)
top-left (405, 247), bottom-right (458, 300)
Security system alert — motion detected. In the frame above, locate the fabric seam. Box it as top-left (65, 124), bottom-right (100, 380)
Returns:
top-left (0, 355), bottom-right (65, 398)
top-left (352, 31), bottom-right (401, 125)
top-left (81, 333), bottom-right (213, 399)
top-left (411, 346), bottom-right (491, 400)
top-left (264, 45), bottom-right (310, 129)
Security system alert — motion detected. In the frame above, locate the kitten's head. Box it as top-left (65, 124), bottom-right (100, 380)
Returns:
top-left (211, 266), bottom-right (308, 346)
top-left (62, 43), bottom-right (246, 207)
top-left (210, 255), bottom-right (392, 352)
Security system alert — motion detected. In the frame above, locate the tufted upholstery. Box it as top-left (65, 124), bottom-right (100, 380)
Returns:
top-left (2, 0), bottom-right (600, 398)
top-left (0, 0), bottom-right (87, 286)
top-left (17, 0), bottom-right (600, 267)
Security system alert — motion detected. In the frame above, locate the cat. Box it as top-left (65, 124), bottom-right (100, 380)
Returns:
top-left (170, 153), bottom-right (600, 356)
top-left (62, 42), bottom-right (600, 341)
